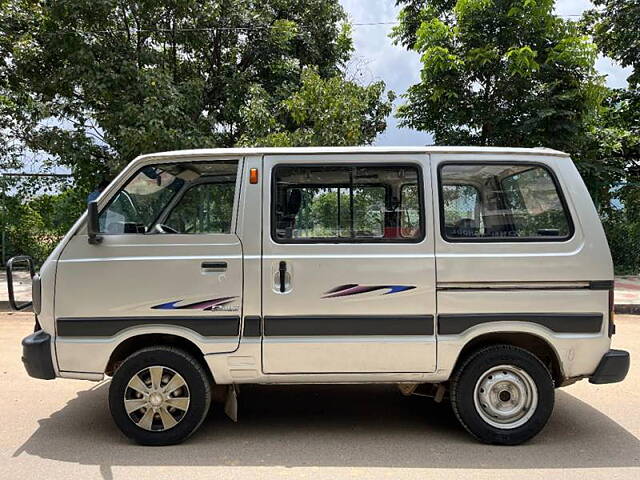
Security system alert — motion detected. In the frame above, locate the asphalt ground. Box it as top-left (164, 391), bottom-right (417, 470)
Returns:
top-left (1, 312), bottom-right (639, 480)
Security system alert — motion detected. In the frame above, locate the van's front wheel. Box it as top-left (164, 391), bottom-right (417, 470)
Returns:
top-left (109, 346), bottom-right (211, 445)
top-left (450, 345), bottom-right (554, 445)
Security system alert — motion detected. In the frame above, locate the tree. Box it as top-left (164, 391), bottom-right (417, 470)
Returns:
top-left (577, 89), bottom-right (640, 211)
top-left (0, 0), bottom-right (393, 193)
top-left (585, 0), bottom-right (640, 213)
top-left (391, 0), bottom-right (603, 155)
top-left (588, 0), bottom-right (640, 87)
top-left (584, 0), bottom-right (640, 273)
top-left (0, 189), bottom-right (86, 263)
top-left (238, 68), bottom-right (394, 147)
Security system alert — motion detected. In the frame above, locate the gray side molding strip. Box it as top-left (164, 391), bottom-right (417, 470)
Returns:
top-left (264, 315), bottom-right (434, 336)
top-left (56, 316), bottom-right (241, 337)
top-left (243, 316), bottom-right (262, 337)
top-left (438, 313), bottom-right (603, 335)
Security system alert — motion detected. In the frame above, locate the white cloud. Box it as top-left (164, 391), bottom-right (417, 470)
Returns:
top-left (340, 0), bottom-right (632, 146)
top-left (555, 0), bottom-right (592, 17)
top-left (597, 57), bottom-right (633, 89)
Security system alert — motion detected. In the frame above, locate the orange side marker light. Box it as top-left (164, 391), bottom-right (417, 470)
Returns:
top-left (249, 168), bottom-right (259, 184)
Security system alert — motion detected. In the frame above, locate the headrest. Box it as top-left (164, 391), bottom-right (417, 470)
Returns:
top-left (286, 189), bottom-right (302, 215)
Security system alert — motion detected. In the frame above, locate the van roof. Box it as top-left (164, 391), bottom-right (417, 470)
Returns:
top-left (138, 146), bottom-right (570, 161)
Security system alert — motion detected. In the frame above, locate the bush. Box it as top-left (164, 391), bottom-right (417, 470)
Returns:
top-left (602, 210), bottom-right (640, 275)
top-left (2, 188), bottom-right (86, 266)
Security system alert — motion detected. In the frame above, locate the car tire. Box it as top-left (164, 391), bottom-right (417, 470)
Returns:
top-left (109, 346), bottom-right (212, 445)
top-left (450, 344), bottom-right (555, 445)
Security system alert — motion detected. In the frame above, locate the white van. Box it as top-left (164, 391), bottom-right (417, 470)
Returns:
top-left (10, 146), bottom-right (629, 446)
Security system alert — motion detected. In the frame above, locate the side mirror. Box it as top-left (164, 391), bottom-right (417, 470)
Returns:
top-left (6, 255), bottom-right (35, 311)
top-left (87, 201), bottom-right (103, 245)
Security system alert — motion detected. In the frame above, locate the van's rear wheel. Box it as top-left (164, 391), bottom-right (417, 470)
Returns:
top-left (450, 345), bottom-right (554, 445)
top-left (109, 346), bottom-right (211, 445)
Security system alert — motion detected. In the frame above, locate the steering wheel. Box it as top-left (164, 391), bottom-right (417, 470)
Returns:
top-left (153, 223), bottom-right (180, 234)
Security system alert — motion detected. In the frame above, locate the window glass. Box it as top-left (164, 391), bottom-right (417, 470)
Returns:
top-left (439, 163), bottom-right (572, 240)
top-left (442, 185), bottom-right (483, 237)
top-left (292, 186), bottom-right (386, 239)
top-left (400, 184), bottom-right (421, 238)
top-left (501, 168), bottom-right (569, 237)
top-left (351, 186), bottom-right (386, 237)
top-left (99, 161), bottom-right (237, 234)
top-left (165, 183), bottom-right (235, 234)
top-left (273, 164), bottom-right (423, 242)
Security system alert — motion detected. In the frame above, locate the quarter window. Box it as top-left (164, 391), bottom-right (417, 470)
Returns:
top-left (273, 164), bottom-right (424, 243)
top-left (439, 163), bottom-right (572, 241)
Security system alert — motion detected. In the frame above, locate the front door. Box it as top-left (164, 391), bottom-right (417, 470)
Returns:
top-left (261, 153), bottom-right (436, 374)
top-left (55, 158), bottom-right (244, 368)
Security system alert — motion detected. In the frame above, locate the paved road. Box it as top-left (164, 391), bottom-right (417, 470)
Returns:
top-left (1, 313), bottom-right (639, 480)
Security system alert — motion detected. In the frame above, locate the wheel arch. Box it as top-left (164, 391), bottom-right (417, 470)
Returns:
top-left (105, 333), bottom-right (210, 378)
top-left (451, 331), bottom-right (564, 387)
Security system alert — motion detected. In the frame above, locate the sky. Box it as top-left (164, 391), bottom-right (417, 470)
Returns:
top-left (339, 0), bottom-right (633, 146)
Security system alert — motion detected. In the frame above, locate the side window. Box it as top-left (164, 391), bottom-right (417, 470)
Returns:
top-left (439, 163), bottom-right (572, 241)
top-left (352, 186), bottom-right (386, 237)
top-left (501, 168), bottom-right (570, 238)
top-left (292, 186), bottom-right (386, 239)
top-left (400, 184), bottom-right (421, 238)
top-left (273, 164), bottom-right (424, 243)
top-left (99, 161), bottom-right (238, 234)
top-left (99, 166), bottom-right (184, 234)
top-left (442, 184), bottom-right (483, 237)
top-left (165, 183), bottom-right (235, 234)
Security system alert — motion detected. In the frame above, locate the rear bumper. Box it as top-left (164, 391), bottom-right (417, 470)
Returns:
top-left (22, 330), bottom-right (56, 380)
top-left (589, 349), bottom-right (630, 384)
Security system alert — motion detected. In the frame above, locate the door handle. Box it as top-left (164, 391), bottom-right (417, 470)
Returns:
top-left (201, 261), bottom-right (227, 272)
top-left (279, 261), bottom-right (287, 293)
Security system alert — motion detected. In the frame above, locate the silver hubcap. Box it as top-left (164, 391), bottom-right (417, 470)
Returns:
top-left (473, 364), bottom-right (538, 429)
top-left (124, 366), bottom-right (190, 432)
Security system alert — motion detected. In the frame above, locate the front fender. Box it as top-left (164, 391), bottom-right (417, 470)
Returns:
top-left (55, 323), bottom-right (236, 375)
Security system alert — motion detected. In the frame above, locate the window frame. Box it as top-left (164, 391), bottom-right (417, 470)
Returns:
top-left (437, 161), bottom-right (575, 243)
top-left (97, 160), bottom-right (240, 235)
top-left (270, 162), bottom-right (426, 244)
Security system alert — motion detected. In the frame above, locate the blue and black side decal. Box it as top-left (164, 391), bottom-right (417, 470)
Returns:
top-left (322, 284), bottom-right (415, 299)
top-left (151, 296), bottom-right (237, 311)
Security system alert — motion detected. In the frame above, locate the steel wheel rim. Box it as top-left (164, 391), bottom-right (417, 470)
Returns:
top-left (473, 364), bottom-right (538, 430)
top-left (124, 365), bottom-right (190, 432)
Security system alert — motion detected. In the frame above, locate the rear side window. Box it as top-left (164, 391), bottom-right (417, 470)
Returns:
top-left (272, 164), bottom-right (424, 243)
top-left (439, 163), bottom-right (573, 241)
